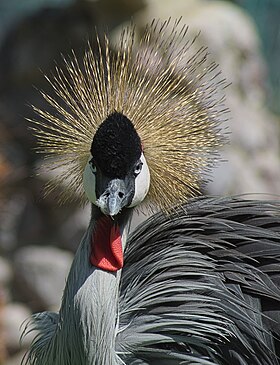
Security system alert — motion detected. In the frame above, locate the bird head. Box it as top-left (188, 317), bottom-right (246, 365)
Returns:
top-left (83, 111), bottom-right (150, 216)
top-left (31, 19), bottom-right (226, 216)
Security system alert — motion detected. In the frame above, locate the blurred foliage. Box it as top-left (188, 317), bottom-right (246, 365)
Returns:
top-left (0, 0), bottom-right (74, 43)
top-left (228, 0), bottom-right (280, 115)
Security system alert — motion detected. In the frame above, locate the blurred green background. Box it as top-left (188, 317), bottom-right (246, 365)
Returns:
top-left (235, 0), bottom-right (280, 114)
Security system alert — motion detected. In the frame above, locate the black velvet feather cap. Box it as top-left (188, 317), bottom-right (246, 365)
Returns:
top-left (90, 111), bottom-right (142, 179)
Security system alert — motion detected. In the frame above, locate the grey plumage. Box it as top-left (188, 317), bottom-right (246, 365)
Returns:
top-left (23, 196), bottom-right (280, 364)
top-left (119, 196), bottom-right (280, 364)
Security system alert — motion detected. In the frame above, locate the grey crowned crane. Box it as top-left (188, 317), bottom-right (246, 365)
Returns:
top-left (23, 19), bottom-right (280, 365)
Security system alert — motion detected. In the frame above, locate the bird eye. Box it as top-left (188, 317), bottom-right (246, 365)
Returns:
top-left (134, 161), bottom-right (143, 177)
top-left (89, 158), bottom-right (96, 173)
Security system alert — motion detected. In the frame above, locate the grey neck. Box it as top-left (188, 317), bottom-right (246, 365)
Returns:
top-left (55, 207), bottom-right (132, 365)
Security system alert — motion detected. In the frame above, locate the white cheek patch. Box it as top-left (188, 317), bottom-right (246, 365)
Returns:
top-left (129, 153), bottom-right (150, 207)
top-left (83, 158), bottom-right (97, 204)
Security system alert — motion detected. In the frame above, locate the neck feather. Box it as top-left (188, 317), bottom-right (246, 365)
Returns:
top-left (54, 207), bottom-right (132, 365)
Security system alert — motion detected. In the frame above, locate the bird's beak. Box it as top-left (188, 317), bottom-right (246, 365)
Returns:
top-left (96, 178), bottom-right (130, 216)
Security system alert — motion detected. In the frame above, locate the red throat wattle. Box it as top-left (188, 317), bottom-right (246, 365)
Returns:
top-left (90, 216), bottom-right (123, 272)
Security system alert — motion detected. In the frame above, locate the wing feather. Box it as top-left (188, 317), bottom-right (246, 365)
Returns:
top-left (118, 196), bottom-right (280, 364)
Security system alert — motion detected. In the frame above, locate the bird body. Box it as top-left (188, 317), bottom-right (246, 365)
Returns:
top-left (25, 197), bottom-right (280, 364)
top-left (23, 19), bottom-right (280, 365)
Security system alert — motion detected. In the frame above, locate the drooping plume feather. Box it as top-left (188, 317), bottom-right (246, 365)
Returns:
top-left (30, 18), bottom-right (227, 212)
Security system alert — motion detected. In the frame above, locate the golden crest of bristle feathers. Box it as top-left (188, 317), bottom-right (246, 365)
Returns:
top-left (30, 18), bottom-right (227, 213)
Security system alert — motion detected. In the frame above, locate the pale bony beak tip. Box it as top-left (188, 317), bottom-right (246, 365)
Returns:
top-left (96, 178), bottom-right (128, 217)
top-left (107, 197), bottom-right (122, 217)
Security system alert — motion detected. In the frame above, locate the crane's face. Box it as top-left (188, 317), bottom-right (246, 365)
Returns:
top-left (83, 152), bottom-right (150, 216)
top-left (83, 112), bottom-right (150, 216)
